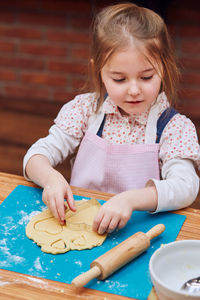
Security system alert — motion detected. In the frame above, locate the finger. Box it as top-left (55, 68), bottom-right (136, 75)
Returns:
top-left (42, 190), bottom-right (49, 207)
top-left (107, 216), bottom-right (120, 233)
top-left (93, 209), bottom-right (104, 232)
top-left (97, 215), bottom-right (112, 235)
top-left (65, 185), bottom-right (76, 212)
top-left (48, 197), bottom-right (62, 224)
top-left (56, 196), bottom-right (66, 224)
top-left (118, 218), bottom-right (128, 230)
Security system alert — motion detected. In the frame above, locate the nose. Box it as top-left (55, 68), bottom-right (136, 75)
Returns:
top-left (127, 81), bottom-right (141, 96)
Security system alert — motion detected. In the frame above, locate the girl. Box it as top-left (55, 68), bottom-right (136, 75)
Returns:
top-left (23, 3), bottom-right (200, 235)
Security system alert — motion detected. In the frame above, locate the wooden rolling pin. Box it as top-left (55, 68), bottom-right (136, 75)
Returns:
top-left (72, 223), bottom-right (165, 288)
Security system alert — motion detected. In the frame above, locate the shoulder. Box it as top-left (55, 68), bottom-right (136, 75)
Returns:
top-left (164, 112), bottom-right (197, 136)
top-left (160, 111), bottom-right (200, 165)
top-left (57, 92), bottom-right (98, 115)
top-left (54, 93), bottom-right (99, 138)
top-left (55, 93), bottom-right (98, 123)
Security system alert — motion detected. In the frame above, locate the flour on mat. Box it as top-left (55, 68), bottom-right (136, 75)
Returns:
top-left (34, 257), bottom-right (44, 272)
top-left (110, 235), bottom-right (119, 247)
top-left (2, 217), bottom-right (17, 236)
top-left (18, 210), bottom-right (41, 225)
top-left (0, 239), bottom-right (25, 267)
top-left (0, 260), bottom-right (10, 268)
top-left (74, 259), bottom-right (83, 267)
top-left (104, 279), bottom-right (128, 292)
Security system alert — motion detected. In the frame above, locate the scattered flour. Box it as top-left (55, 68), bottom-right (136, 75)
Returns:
top-left (110, 236), bottom-right (119, 247)
top-left (27, 276), bottom-right (44, 283)
top-left (0, 280), bottom-right (10, 286)
top-left (74, 260), bottom-right (83, 267)
top-left (7, 275), bottom-right (65, 293)
top-left (1, 217), bottom-right (17, 236)
top-left (105, 279), bottom-right (128, 291)
top-left (26, 276), bottom-right (48, 288)
top-left (34, 257), bottom-right (44, 272)
top-left (0, 238), bottom-right (24, 267)
top-left (4, 216), bottom-right (14, 223)
top-left (18, 210), bottom-right (41, 225)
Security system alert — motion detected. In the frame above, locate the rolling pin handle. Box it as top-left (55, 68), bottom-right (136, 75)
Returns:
top-left (71, 265), bottom-right (101, 288)
top-left (145, 224), bottom-right (165, 240)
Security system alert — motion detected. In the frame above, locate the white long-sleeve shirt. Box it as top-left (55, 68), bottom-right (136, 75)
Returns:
top-left (23, 92), bottom-right (200, 212)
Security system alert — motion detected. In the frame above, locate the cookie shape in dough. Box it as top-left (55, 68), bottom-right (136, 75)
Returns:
top-left (26, 198), bottom-right (107, 254)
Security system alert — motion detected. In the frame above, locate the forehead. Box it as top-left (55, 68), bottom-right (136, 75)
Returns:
top-left (102, 40), bottom-right (162, 75)
top-left (104, 45), bottom-right (153, 71)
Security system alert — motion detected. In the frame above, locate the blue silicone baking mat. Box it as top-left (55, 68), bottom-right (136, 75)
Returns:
top-left (0, 185), bottom-right (186, 299)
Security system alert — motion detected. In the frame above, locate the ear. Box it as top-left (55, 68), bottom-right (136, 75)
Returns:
top-left (90, 58), bottom-right (95, 75)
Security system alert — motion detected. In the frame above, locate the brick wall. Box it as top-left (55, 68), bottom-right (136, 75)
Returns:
top-left (168, 0), bottom-right (200, 121)
top-left (0, 0), bottom-right (92, 106)
top-left (0, 0), bottom-right (199, 178)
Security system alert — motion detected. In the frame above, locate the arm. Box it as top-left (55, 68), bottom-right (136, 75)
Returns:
top-left (93, 158), bottom-right (199, 235)
top-left (93, 185), bottom-right (158, 234)
top-left (24, 125), bottom-right (80, 224)
top-left (24, 94), bottom-right (99, 223)
top-left (155, 113), bottom-right (200, 212)
top-left (150, 158), bottom-right (199, 212)
top-left (23, 124), bottom-right (80, 178)
top-left (26, 154), bottom-right (76, 224)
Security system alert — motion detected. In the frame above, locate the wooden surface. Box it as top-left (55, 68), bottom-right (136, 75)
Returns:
top-left (0, 172), bottom-right (200, 300)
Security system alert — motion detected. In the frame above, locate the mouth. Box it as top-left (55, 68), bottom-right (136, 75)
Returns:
top-left (125, 100), bottom-right (143, 104)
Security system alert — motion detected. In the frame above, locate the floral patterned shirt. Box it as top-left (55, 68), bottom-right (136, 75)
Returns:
top-left (24, 92), bottom-right (200, 213)
top-left (55, 92), bottom-right (200, 168)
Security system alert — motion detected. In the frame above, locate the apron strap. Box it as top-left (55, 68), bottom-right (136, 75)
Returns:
top-left (156, 107), bottom-right (178, 143)
top-left (144, 103), bottom-right (159, 144)
top-left (87, 94), bottom-right (108, 135)
top-left (96, 108), bottom-right (178, 142)
top-left (96, 115), bottom-right (106, 137)
top-left (96, 93), bottom-right (108, 137)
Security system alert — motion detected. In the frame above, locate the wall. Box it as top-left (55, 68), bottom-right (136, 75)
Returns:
top-left (0, 0), bottom-right (199, 179)
top-left (168, 0), bottom-right (200, 119)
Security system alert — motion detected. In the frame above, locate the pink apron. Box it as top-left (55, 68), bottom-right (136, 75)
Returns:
top-left (70, 105), bottom-right (176, 193)
top-left (70, 104), bottom-right (177, 193)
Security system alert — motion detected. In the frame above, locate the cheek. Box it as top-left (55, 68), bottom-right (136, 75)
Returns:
top-left (109, 86), bottom-right (124, 99)
top-left (154, 76), bottom-right (162, 90)
top-left (146, 79), bottom-right (162, 95)
top-left (104, 81), bottom-right (121, 96)
top-left (107, 89), bottom-right (118, 101)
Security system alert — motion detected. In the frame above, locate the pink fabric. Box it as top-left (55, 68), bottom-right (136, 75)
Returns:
top-left (70, 130), bottom-right (160, 193)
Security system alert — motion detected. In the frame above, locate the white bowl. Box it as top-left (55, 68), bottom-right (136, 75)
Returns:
top-left (149, 240), bottom-right (200, 300)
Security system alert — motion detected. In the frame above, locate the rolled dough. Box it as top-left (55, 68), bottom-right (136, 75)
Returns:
top-left (26, 198), bottom-right (107, 254)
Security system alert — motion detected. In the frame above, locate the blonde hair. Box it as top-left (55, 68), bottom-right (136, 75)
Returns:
top-left (86, 2), bottom-right (179, 108)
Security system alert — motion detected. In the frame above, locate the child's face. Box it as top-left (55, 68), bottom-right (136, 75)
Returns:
top-left (101, 45), bottom-right (162, 115)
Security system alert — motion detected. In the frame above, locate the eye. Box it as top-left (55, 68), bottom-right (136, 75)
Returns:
top-left (141, 75), bottom-right (153, 80)
top-left (113, 78), bottom-right (125, 82)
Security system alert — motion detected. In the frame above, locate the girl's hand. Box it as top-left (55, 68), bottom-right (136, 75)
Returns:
top-left (92, 186), bottom-right (158, 235)
top-left (92, 193), bottom-right (133, 234)
top-left (42, 171), bottom-right (76, 225)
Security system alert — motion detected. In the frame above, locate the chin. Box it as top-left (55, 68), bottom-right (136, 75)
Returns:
top-left (127, 109), bottom-right (144, 115)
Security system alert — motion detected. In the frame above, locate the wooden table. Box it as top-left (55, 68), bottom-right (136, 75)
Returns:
top-left (0, 172), bottom-right (200, 300)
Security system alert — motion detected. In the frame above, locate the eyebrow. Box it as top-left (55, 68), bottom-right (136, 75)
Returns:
top-left (140, 68), bottom-right (154, 73)
top-left (108, 68), bottom-right (154, 75)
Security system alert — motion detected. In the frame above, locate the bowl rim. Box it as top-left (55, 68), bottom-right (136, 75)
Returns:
top-left (149, 240), bottom-right (200, 298)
